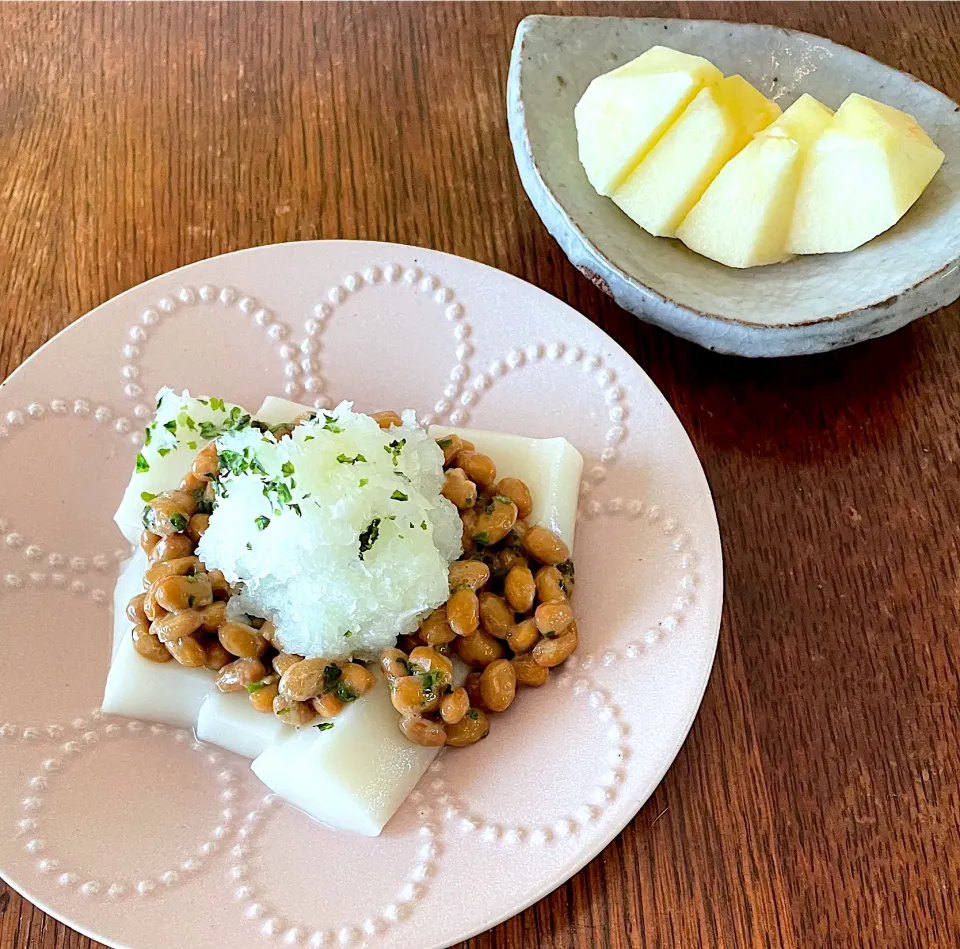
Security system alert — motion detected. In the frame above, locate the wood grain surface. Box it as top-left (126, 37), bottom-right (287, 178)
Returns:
top-left (1, 3), bottom-right (958, 948)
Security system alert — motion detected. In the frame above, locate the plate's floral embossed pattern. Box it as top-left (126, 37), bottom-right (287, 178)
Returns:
top-left (438, 673), bottom-right (630, 846)
top-left (295, 265), bottom-right (474, 425)
top-left (0, 242), bottom-right (721, 949)
top-left (228, 791), bottom-right (446, 947)
top-left (16, 725), bottom-right (249, 900)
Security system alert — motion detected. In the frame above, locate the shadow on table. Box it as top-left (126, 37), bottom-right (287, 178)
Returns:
top-left (662, 317), bottom-right (928, 463)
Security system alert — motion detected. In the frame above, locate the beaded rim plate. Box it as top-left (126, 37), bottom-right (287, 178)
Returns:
top-left (0, 241), bottom-right (722, 949)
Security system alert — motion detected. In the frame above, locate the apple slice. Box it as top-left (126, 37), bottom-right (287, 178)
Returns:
top-left (575, 45), bottom-right (723, 196)
top-left (677, 94), bottom-right (834, 268)
top-left (612, 75), bottom-right (781, 238)
top-left (787, 93), bottom-right (945, 254)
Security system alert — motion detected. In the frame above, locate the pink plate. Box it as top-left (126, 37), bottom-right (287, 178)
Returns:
top-left (0, 241), bottom-right (722, 949)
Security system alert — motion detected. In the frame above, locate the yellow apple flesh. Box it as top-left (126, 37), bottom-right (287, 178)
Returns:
top-left (787, 93), bottom-right (945, 254)
top-left (611, 75), bottom-right (781, 238)
top-left (574, 46), bottom-right (723, 196)
top-left (676, 94), bottom-right (834, 268)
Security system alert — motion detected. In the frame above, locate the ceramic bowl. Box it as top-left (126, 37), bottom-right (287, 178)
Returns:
top-left (507, 15), bottom-right (960, 356)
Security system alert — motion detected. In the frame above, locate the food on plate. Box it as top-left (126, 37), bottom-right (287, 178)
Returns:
top-left (103, 391), bottom-right (583, 834)
top-left (575, 46), bottom-right (945, 265)
top-left (677, 94), bottom-right (834, 267)
top-left (787, 93), bottom-right (945, 254)
top-left (611, 74), bottom-right (781, 238)
top-left (574, 45), bottom-right (723, 195)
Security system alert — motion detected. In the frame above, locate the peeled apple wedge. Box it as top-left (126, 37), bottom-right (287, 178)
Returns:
top-left (574, 45), bottom-right (723, 195)
top-left (676, 94), bottom-right (834, 268)
top-left (612, 75), bottom-right (782, 238)
top-left (787, 93), bottom-right (945, 254)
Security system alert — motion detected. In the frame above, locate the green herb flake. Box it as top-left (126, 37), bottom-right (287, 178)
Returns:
top-left (163, 419), bottom-right (177, 435)
top-left (466, 708), bottom-right (479, 721)
top-left (337, 453), bottom-right (362, 465)
top-left (437, 438), bottom-right (453, 449)
top-left (420, 521), bottom-right (428, 530)
top-left (322, 664), bottom-right (342, 691)
top-left (473, 531), bottom-right (490, 546)
top-left (170, 513), bottom-right (188, 532)
top-left (322, 414), bottom-right (342, 434)
top-left (304, 435), bottom-right (315, 442)
top-left (384, 438), bottom-right (406, 466)
top-left (219, 448), bottom-right (243, 475)
top-left (143, 426), bottom-right (153, 447)
top-left (255, 515), bottom-right (271, 531)
top-left (359, 478), bottom-right (369, 488)
top-left (391, 490), bottom-right (408, 501)
top-left (418, 670), bottom-right (441, 695)
top-left (277, 706), bottom-right (292, 715)
top-left (183, 415), bottom-right (197, 431)
top-left (244, 681), bottom-right (267, 694)
top-left (140, 491), bottom-right (157, 502)
top-left (343, 630), bottom-right (353, 638)
top-left (358, 517), bottom-right (381, 559)
top-left (210, 397), bottom-right (226, 412)
top-left (246, 542), bottom-right (253, 551)
top-left (157, 447), bottom-right (172, 457)
top-left (335, 681), bottom-right (359, 703)
top-left (281, 461), bottom-right (295, 477)
top-left (187, 441), bottom-right (198, 450)
top-left (135, 453), bottom-right (150, 473)
top-left (315, 721), bottom-right (334, 731)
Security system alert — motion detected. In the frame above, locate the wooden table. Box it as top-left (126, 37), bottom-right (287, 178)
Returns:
top-left (2, 3), bottom-right (958, 947)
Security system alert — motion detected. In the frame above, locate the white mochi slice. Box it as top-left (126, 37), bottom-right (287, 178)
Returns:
top-left (253, 396), bottom-right (317, 427)
top-left (251, 673), bottom-right (440, 837)
top-left (196, 690), bottom-right (293, 759)
top-left (112, 550), bottom-right (149, 657)
top-left (429, 425), bottom-right (583, 550)
top-left (102, 637), bottom-right (214, 730)
top-left (114, 389), bottom-right (248, 544)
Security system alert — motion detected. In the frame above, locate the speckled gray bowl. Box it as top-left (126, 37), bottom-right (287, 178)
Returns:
top-left (507, 15), bottom-right (960, 356)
